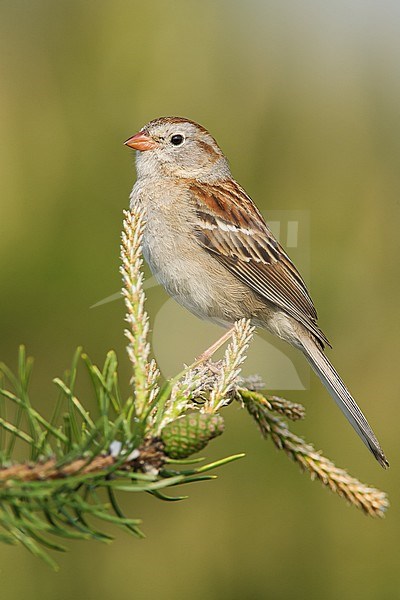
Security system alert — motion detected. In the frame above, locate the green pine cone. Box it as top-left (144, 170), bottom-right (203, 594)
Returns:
top-left (161, 413), bottom-right (225, 459)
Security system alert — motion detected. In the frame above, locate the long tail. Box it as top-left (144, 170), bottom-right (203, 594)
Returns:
top-left (300, 336), bottom-right (388, 468)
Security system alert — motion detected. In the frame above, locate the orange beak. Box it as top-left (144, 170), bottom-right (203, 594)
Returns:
top-left (124, 131), bottom-right (158, 151)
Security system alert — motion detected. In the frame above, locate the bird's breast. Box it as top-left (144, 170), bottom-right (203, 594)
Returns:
top-left (130, 178), bottom-right (257, 326)
top-left (142, 208), bottom-right (222, 321)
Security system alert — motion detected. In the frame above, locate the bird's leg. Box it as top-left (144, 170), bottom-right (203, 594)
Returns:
top-left (196, 327), bottom-right (236, 363)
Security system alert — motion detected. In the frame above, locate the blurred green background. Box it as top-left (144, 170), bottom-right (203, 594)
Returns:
top-left (1, 1), bottom-right (399, 598)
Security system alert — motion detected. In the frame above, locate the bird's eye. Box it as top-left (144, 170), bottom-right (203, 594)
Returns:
top-left (170, 134), bottom-right (184, 146)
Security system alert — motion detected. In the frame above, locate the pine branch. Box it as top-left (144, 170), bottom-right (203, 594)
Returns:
top-left (120, 209), bottom-right (159, 420)
top-left (0, 203), bottom-right (389, 569)
top-left (238, 389), bottom-right (388, 517)
top-left (205, 319), bottom-right (254, 413)
top-left (0, 204), bottom-right (248, 568)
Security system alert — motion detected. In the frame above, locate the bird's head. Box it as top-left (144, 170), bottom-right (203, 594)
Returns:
top-left (125, 116), bottom-right (231, 182)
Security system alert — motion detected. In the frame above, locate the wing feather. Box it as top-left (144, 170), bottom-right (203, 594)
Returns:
top-left (190, 180), bottom-right (330, 348)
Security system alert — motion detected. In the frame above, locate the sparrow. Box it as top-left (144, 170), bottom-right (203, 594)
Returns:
top-left (125, 116), bottom-right (388, 468)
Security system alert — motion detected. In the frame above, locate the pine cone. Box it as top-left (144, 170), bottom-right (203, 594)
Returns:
top-left (161, 413), bottom-right (224, 459)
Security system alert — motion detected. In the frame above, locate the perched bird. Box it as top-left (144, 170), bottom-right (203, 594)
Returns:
top-left (125, 116), bottom-right (388, 468)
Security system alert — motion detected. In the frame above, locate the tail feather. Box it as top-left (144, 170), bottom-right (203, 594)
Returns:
top-left (301, 336), bottom-right (388, 469)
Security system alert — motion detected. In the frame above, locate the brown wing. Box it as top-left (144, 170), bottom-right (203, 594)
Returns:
top-left (190, 179), bottom-right (330, 348)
